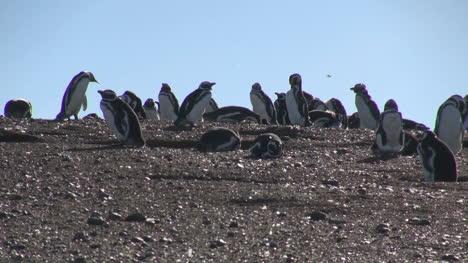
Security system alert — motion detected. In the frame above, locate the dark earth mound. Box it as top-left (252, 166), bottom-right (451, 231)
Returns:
top-left (0, 117), bottom-right (466, 262)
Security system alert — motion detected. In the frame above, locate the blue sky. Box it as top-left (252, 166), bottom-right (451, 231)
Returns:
top-left (2, 0), bottom-right (467, 128)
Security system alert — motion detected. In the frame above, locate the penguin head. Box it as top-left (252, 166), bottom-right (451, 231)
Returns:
top-left (350, 83), bottom-right (368, 94)
top-left (199, 81), bottom-right (216, 90)
top-left (384, 99), bottom-right (399, 112)
top-left (275, 92), bottom-right (286, 100)
top-left (251, 82), bottom-right (262, 91)
top-left (144, 98), bottom-right (155, 108)
top-left (289, 73), bottom-right (302, 87)
top-left (98, 89), bottom-right (118, 100)
top-left (84, 71), bottom-right (100, 84)
top-left (448, 94), bottom-right (466, 114)
top-left (123, 90), bottom-right (138, 100)
top-left (160, 83), bottom-right (172, 92)
top-left (418, 128), bottom-right (435, 141)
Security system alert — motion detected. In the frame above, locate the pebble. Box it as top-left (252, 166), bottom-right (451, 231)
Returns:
top-left (125, 212), bottom-right (146, 222)
top-left (376, 223), bottom-right (390, 233)
top-left (108, 212), bottom-right (123, 221)
top-left (72, 232), bottom-right (88, 242)
top-left (307, 211), bottom-right (327, 221)
top-left (441, 254), bottom-right (459, 261)
top-left (209, 239), bottom-right (226, 249)
top-left (407, 218), bottom-right (430, 226)
top-left (87, 216), bottom-right (106, 226)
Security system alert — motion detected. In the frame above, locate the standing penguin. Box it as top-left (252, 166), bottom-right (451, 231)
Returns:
top-left (434, 95), bottom-right (465, 154)
top-left (174, 81), bottom-right (215, 126)
top-left (196, 127), bottom-right (241, 152)
top-left (120, 90), bottom-right (147, 119)
top-left (417, 129), bottom-right (457, 182)
top-left (250, 133), bottom-right (284, 159)
top-left (347, 112), bottom-right (360, 129)
top-left (158, 83), bottom-right (179, 121)
top-left (98, 89), bottom-right (145, 147)
top-left (350, 83), bottom-right (380, 130)
top-left (143, 98), bottom-right (160, 120)
top-left (250, 82), bottom-right (278, 125)
top-left (285, 73), bottom-right (310, 127)
top-left (56, 71), bottom-right (99, 121)
top-left (4, 99), bottom-right (33, 118)
top-left (373, 99), bottom-right (404, 155)
top-left (274, 92), bottom-right (291, 125)
top-left (325, 98), bottom-right (348, 128)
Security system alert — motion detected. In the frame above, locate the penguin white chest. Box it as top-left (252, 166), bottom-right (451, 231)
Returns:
top-left (145, 108), bottom-right (159, 120)
top-left (100, 102), bottom-right (128, 141)
top-left (436, 105), bottom-right (463, 154)
top-left (250, 94), bottom-right (269, 121)
top-left (186, 94), bottom-right (212, 122)
top-left (355, 95), bottom-right (377, 129)
top-left (67, 80), bottom-right (90, 115)
top-left (159, 95), bottom-right (178, 121)
top-left (285, 90), bottom-right (304, 126)
top-left (377, 112), bottom-right (403, 152)
top-left (417, 145), bottom-right (436, 182)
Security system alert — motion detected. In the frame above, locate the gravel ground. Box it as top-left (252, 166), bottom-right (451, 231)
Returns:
top-left (0, 117), bottom-right (466, 262)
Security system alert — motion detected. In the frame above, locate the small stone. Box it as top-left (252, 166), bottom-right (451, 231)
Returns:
top-left (11, 244), bottom-right (26, 250)
top-left (407, 218), bottom-right (430, 226)
top-left (376, 223), bottom-right (390, 233)
top-left (142, 236), bottom-right (155, 242)
top-left (108, 212), bottom-right (123, 221)
top-left (276, 211), bottom-right (287, 217)
top-left (0, 211), bottom-right (8, 219)
top-left (125, 212), bottom-right (146, 222)
top-left (209, 239), bottom-right (226, 249)
top-left (131, 237), bottom-right (145, 243)
top-left (441, 254), bottom-right (459, 261)
top-left (321, 179), bottom-right (339, 186)
top-left (227, 231), bottom-right (235, 237)
top-left (72, 257), bottom-right (87, 263)
top-left (87, 216), bottom-right (105, 226)
top-left (229, 221), bottom-right (239, 228)
top-left (202, 217), bottom-right (211, 225)
top-left (307, 211), bottom-right (327, 221)
top-left (89, 244), bottom-right (101, 249)
top-left (7, 193), bottom-right (23, 200)
top-left (73, 232), bottom-right (88, 242)
top-left (269, 242), bottom-right (278, 248)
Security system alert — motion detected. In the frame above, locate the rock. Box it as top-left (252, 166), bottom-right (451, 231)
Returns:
top-left (72, 232), bottom-right (88, 242)
top-left (229, 221), bottom-right (239, 228)
top-left (441, 254), bottom-right (459, 261)
top-left (89, 244), bottom-right (101, 249)
top-left (209, 239), bottom-right (226, 249)
top-left (125, 212), bottom-right (146, 222)
top-left (307, 211), bottom-right (327, 221)
top-left (376, 223), bottom-right (390, 233)
top-left (407, 218), bottom-right (430, 226)
top-left (131, 237), bottom-right (145, 243)
top-left (0, 211), bottom-right (8, 219)
top-left (87, 216), bottom-right (106, 226)
top-left (108, 211), bottom-right (123, 221)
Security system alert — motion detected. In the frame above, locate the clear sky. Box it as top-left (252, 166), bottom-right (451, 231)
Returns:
top-left (2, 0), bottom-right (467, 128)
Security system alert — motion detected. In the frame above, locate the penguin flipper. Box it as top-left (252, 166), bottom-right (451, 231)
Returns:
top-left (82, 95), bottom-right (88, 111)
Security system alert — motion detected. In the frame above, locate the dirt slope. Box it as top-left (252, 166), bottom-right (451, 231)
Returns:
top-left (0, 117), bottom-right (466, 262)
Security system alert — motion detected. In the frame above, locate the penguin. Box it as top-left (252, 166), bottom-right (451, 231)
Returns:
top-left (402, 119), bottom-right (428, 131)
top-left (158, 83), bottom-right (179, 121)
top-left (98, 89), bottom-right (145, 147)
top-left (56, 71), bottom-right (99, 121)
top-left (350, 83), bottom-right (380, 130)
top-left (83, 113), bottom-right (100, 120)
top-left (196, 127), bottom-right (241, 152)
top-left (325, 98), bottom-right (348, 128)
top-left (399, 131), bottom-right (418, 156)
top-left (308, 98), bottom-right (328, 111)
top-left (464, 95), bottom-right (468, 132)
top-left (416, 129), bottom-right (457, 182)
top-left (174, 81), bottom-right (215, 127)
top-left (274, 92), bottom-right (291, 125)
top-left (285, 73), bottom-right (311, 127)
top-left (373, 99), bottom-right (404, 155)
top-left (308, 110), bottom-right (341, 128)
top-left (205, 98), bottom-right (219, 113)
top-left (203, 106), bottom-right (262, 124)
top-left (250, 82), bottom-right (278, 125)
top-left (347, 112), bottom-right (360, 129)
top-left (4, 99), bottom-right (32, 118)
top-left (249, 133), bottom-right (284, 159)
top-left (143, 98), bottom-right (160, 120)
top-left (120, 90), bottom-right (147, 119)
top-left (434, 95), bottom-right (465, 154)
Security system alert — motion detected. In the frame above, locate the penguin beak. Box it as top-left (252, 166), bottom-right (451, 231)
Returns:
top-left (97, 90), bottom-right (104, 95)
top-left (94, 80), bottom-right (100, 84)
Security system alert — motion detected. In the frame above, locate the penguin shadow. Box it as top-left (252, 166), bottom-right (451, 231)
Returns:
top-left (145, 139), bottom-right (197, 149)
top-left (0, 129), bottom-right (45, 143)
top-left (357, 154), bottom-right (399, 164)
top-left (67, 143), bottom-right (133, 152)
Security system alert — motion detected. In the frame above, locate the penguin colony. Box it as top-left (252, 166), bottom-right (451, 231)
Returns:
top-left (3, 71), bottom-right (466, 181)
